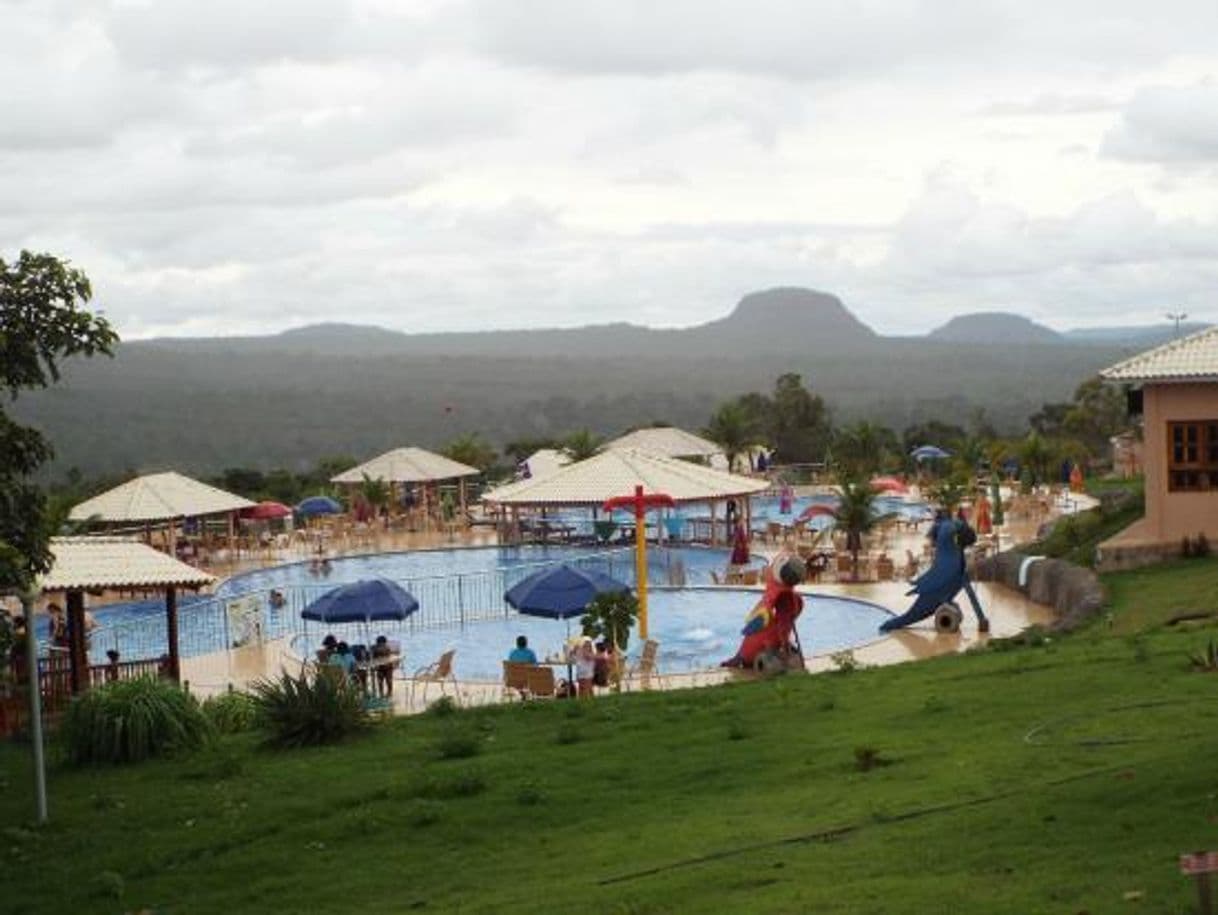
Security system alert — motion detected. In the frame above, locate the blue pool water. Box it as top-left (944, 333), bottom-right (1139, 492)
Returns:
top-left (314, 587), bottom-right (892, 681)
top-left (83, 545), bottom-right (893, 678)
top-left (525, 494), bottom-right (930, 540)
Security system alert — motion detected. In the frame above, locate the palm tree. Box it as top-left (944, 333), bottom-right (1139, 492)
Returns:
top-left (1019, 433), bottom-right (1054, 487)
top-left (832, 421), bottom-right (895, 477)
top-left (442, 433), bottom-right (498, 472)
top-left (704, 402), bottom-right (754, 472)
top-left (834, 475), bottom-right (891, 581)
top-left (927, 473), bottom-right (969, 514)
top-left (358, 473), bottom-right (390, 513)
top-left (562, 429), bottom-right (603, 462)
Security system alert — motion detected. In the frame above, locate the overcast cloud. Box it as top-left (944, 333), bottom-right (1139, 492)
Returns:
top-left (2, 0), bottom-right (1217, 338)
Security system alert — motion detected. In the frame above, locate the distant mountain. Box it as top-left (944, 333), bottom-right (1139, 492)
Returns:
top-left (17, 288), bottom-right (1135, 478)
top-left (928, 312), bottom-right (1062, 345)
top-left (689, 287), bottom-right (877, 348)
top-left (1062, 323), bottom-right (1213, 349)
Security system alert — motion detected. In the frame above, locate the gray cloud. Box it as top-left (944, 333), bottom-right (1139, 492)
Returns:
top-left (1103, 80), bottom-right (1218, 163)
top-left (0, 0), bottom-right (1217, 340)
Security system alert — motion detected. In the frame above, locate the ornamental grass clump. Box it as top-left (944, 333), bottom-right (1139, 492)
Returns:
top-left (201, 690), bottom-right (259, 734)
top-left (61, 677), bottom-right (212, 766)
top-left (251, 669), bottom-right (369, 748)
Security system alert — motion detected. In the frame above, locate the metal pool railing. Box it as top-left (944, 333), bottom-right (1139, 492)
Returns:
top-left (86, 547), bottom-right (639, 665)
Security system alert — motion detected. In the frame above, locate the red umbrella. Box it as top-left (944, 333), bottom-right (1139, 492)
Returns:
top-left (798, 503), bottom-right (837, 522)
top-left (869, 476), bottom-right (908, 494)
top-left (241, 500), bottom-right (292, 520)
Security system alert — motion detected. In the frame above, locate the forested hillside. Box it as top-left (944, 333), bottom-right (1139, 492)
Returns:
top-left (16, 288), bottom-right (1129, 477)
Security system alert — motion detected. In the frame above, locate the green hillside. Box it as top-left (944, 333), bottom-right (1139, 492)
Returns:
top-left (4, 588), bottom-right (1218, 913)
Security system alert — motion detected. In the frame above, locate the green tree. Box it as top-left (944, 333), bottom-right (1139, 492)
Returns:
top-left (357, 473), bottom-right (390, 513)
top-left (562, 429), bottom-right (603, 462)
top-left (308, 456), bottom-right (358, 490)
top-left (833, 421), bottom-right (899, 477)
top-left (580, 590), bottom-right (640, 654)
top-left (1, 252), bottom-right (117, 591)
top-left (218, 468), bottom-right (266, 499)
top-left (502, 437), bottom-right (560, 466)
top-left (1063, 376), bottom-right (1127, 458)
top-left (927, 472), bottom-right (970, 513)
top-left (768, 373), bottom-right (832, 464)
top-left (901, 420), bottom-right (967, 458)
top-left (1019, 432), bottom-right (1055, 486)
top-left (443, 433), bottom-right (497, 471)
top-left (833, 475), bottom-right (891, 582)
top-left (262, 468), bottom-right (302, 505)
top-left (704, 401), bottom-right (755, 472)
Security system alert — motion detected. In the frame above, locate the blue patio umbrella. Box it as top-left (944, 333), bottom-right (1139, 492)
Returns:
top-left (506, 564), bottom-right (632, 648)
top-left (301, 579), bottom-right (419, 624)
top-left (505, 564), bottom-right (630, 620)
top-left (296, 495), bottom-right (343, 517)
top-left (910, 444), bottom-right (952, 462)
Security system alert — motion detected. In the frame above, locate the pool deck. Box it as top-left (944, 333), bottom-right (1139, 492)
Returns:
top-left (181, 578), bottom-right (1051, 714)
top-left (170, 485), bottom-right (1090, 713)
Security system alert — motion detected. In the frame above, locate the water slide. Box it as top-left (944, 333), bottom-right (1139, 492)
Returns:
top-left (879, 518), bottom-right (966, 632)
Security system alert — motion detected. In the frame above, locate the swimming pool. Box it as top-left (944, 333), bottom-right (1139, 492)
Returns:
top-left (522, 493), bottom-right (930, 541)
top-left (83, 545), bottom-right (892, 678)
top-left (324, 588), bottom-right (891, 681)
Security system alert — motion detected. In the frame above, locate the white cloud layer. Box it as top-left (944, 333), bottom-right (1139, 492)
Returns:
top-left (1, 0), bottom-right (1217, 337)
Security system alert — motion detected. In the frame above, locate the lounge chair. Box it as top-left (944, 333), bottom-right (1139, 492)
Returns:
top-left (409, 648), bottom-right (458, 708)
top-left (525, 665), bottom-right (557, 698)
top-left (502, 660), bottom-right (535, 701)
top-left (625, 639), bottom-right (665, 691)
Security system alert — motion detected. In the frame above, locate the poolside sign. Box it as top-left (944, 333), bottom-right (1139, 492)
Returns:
top-left (1180, 851), bottom-right (1218, 915)
top-left (1181, 852), bottom-right (1218, 875)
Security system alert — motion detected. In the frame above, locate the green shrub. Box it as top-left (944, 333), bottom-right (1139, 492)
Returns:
top-left (61, 677), bottom-right (212, 765)
top-left (201, 690), bottom-right (259, 734)
top-left (434, 728), bottom-right (481, 759)
top-left (853, 745), bottom-right (890, 772)
top-left (411, 769), bottom-right (486, 799)
top-left (251, 669), bottom-right (369, 748)
top-left (555, 722), bottom-right (582, 745)
top-left (425, 696), bottom-right (459, 718)
top-left (829, 649), bottom-right (859, 673)
top-left (581, 590), bottom-right (640, 653)
top-left (403, 799), bottom-right (443, 827)
top-left (516, 781), bottom-right (545, 806)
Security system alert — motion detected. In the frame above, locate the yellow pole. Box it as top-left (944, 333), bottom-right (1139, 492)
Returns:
top-left (635, 507), bottom-right (648, 640)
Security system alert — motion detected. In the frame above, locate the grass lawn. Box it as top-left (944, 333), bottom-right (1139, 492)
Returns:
top-left (1103, 557), bottom-right (1218, 634)
top-left (4, 618), bottom-right (1218, 915)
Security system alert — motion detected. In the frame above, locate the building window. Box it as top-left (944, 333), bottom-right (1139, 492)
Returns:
top-left (1168, 421), bottom-right (1218, 491)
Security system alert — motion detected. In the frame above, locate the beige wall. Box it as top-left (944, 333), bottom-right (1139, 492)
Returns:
top-left (1142, 382), bottom-right (1218, 542)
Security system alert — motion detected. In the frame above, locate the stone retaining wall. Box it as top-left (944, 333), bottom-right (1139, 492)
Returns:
top-left (973, 550), bottom-right (1107, 631)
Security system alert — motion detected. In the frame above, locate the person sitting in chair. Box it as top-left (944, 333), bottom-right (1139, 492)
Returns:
top-left (507, 635), bottom-right (537, 664)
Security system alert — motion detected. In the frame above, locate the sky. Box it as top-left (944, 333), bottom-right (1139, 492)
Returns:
top-left (3, 0), bottom-right (1218, 339)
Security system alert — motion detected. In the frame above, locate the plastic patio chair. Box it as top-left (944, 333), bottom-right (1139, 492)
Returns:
top-left (625, 640), bottom-right (665, 691)
top-left (409, 649), bottom-right (458, 708)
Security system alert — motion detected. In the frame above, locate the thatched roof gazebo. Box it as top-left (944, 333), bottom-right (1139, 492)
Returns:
top-left (331, 446), bottom-right (481, 521)
top-left (69, 471), bottom-right (254, 554)
top-left (39, 537), bottom-right (216, 694)
top-left (602, 426), bottom-right (726, 464)
top-left (482, 448), bottom-right (767, 544)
